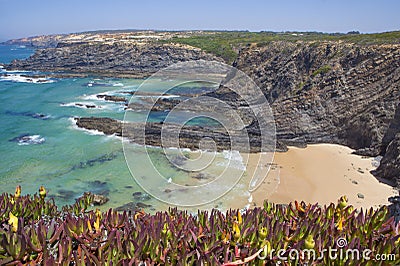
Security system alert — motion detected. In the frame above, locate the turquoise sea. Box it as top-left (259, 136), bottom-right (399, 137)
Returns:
top-left (0, 45), bottom-right (273, 212)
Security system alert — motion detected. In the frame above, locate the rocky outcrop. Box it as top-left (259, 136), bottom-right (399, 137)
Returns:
top-left (75, 117), bottom-right (122, 136)
top-left (74, 116), bottom-right (275, 153)
top-left (373, 133), bottom-right (400, 188)
top-left (7, 42), bottom-right (221, 77)
top-left (97, 94), bottom-right (127, 103)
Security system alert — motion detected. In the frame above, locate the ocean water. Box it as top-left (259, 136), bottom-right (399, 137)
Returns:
top-left (0, 45), bottom-right (35, 64)
top-left (0, 45), bottom-right (273, 212)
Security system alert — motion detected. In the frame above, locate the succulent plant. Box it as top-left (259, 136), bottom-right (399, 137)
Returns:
top-left (0, 186), bottom-right (399, 265)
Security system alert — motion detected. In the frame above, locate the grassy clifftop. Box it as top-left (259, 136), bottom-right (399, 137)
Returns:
top-left (165, 31), bottom-right (400, 63)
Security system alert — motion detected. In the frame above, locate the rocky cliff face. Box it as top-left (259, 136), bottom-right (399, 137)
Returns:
top-left (235, 41), bottom-right (400, 155)
top-left (233, 41), bottom-right (400, 187)
top-left (7, 42), bottom-right (221, 77)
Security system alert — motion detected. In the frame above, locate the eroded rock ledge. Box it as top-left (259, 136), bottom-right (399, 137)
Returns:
top-left (74, 117), bottom-right (280, 153)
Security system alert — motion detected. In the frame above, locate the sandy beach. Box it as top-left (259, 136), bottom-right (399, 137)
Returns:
top-left (248, 144), bottom-right (398, 209)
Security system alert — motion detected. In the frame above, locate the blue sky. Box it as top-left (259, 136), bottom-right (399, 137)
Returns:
top-left (0, 0), bottom-right (399, 41)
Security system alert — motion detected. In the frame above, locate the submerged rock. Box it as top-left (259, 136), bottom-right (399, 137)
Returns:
top-left (56, 189), bottom-right (76, 199)
top-left (115, 201), bottom-right (152, 211)
top-left (9, 134), bottom-right (45, 145)
top-left (132, 191), bottom-right (151, 201)
top-left (70, 153), bottom-right (118, 171)
top-left (5, 110), bottom-right (51, 120)
top-left (115, 202), bottom-right (137, 212)
top-left (136, 202), bottom-right (152, 208)
top-left (87, 180), bottom-right (110, 196)
top-left (192, 173), bottom-right (207, 180)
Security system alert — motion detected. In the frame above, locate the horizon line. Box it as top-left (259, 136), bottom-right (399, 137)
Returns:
top-left (2, 28), bottom-right (400, 41)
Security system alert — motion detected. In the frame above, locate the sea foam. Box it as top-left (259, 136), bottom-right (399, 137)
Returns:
top-left (9, 134), bottom-right (46, 145)
top-left (0, 73), bottom-right (54, 84)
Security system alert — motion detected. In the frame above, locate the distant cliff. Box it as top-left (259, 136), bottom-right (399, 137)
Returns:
top-left (3, 34), bottom-right (67, 48)
top-left (6, 42), bottom-right (221, 77)
top-left (4, 33), bottom-right (400, 188)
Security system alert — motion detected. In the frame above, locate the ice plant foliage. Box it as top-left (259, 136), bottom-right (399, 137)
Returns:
top-left (0, 187), bottom-right (399, 265)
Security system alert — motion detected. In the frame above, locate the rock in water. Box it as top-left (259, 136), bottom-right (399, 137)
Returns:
top-left (75, 117), bottom-right (122, 136)
top-left (97, 94), bottom-right (127, 103)
top-left (136, 202), bottom-right (152, 208)
top-left (132, 191), bottom-right (151, 201)
top-left (115, 202), bottom-right (137, 212)
top-left (115, 201), bottom-right (152, 211)
top-left (9, 134), bottom-right (45, 145)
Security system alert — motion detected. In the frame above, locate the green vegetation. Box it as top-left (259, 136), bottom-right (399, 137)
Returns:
top-left (312, 65), bottom-right (332, 77)
top-left (0, 188), bottom-right (399, 265)
top-left (298, 81), bottom-right (306, 90)
top-left (163, 31), bottom-right (400, 63)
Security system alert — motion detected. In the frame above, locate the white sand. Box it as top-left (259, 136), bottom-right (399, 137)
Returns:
top-left (248, 144), bottom-right (398, 209)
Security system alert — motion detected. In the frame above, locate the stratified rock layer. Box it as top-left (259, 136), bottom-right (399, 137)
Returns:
top-left (7, 42), bottom-right (221, 77)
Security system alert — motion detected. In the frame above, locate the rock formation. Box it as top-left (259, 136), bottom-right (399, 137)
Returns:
top-left (7, 42), bottom-right (221, 77)
top-left (75, 117), bottom-right (122, 136)
top-left (74, 117), bottom-right (272, 153)
top-left (373, 133), bottom-right (400, 188)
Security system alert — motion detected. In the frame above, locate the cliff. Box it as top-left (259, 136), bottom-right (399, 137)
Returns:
top-left (6, 42), bottom-right (220, 77)
top-left (234, 41), bottom-right (400, 188)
